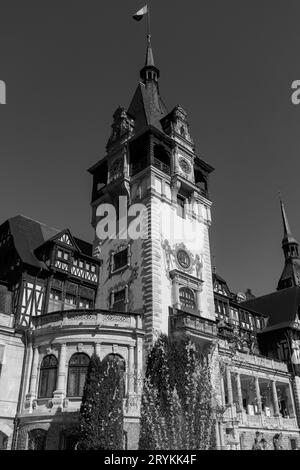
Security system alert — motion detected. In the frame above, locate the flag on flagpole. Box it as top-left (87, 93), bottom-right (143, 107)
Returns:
top-left (133, 5), bottom-right (148, 21)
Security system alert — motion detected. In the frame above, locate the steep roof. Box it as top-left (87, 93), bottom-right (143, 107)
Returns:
top-left (128, 81), bottom-right (168, 133)
top-left (243, 286), bottom-right (300, 331)
top-left (8, 215), bottom-right (60, 269)
top-left (127, 35), bottom-right (168, 133)
top-left (5, 215), bottom-right (94, 269)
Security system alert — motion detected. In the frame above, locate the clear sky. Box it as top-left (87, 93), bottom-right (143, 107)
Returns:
top-left (0, 0), bottom-right (300, 297)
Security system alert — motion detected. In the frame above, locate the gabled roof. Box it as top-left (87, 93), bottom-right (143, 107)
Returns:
top-left (243, 286), bottom-right (300, 331)
top-left (38, 228), bottom-right (80, 252)
top-left (2, 215), bottom-right (95, 270)
top-left (8, 215), bottom-right (60, 269)
top-left (127, 81), bottom-right (168, 133)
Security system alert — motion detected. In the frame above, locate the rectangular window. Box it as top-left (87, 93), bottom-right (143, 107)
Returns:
top-left (79, 298), bottom-right (93, 310)
top-left (79, 260), bottom-right (84, 269)
top-left (177, 196), bottom-right (185, 218)
top-left (113, 248), bottom-right (128, 272)
top-left (85, 263), bottom-right (90, 271)
top-left (63, 252), bottom-right (69, 261)
top-left (50, 289), bottom-right (62, 301)
top-left (57, 249), bottom-right (63, 258)
top-left (91, 264), bottom-right (96, 273)
top-left (290, 439), bottom-right (297, 450)
top-left (65, 293), bottom-right (76, 306)
top-left (112, 289), bottom-right (126, 312)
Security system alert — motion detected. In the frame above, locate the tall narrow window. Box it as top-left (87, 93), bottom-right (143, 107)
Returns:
top-left (38, 355), bottom-right (58, 399)
top-left (112, 289), bottom-right (126, 312)
top-left (177, 196), bottom-right (185, 218)
top-left (67, 353), bottom-right (90, 397)
top-left (179, 287), bottom-right (196, 310)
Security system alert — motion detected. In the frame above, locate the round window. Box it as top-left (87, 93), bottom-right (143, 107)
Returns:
top-left (177, 249), bottom-right (191, 269)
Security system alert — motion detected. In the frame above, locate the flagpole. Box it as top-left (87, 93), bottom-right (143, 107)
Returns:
top-left (147, 4), bottom-right (151, 41)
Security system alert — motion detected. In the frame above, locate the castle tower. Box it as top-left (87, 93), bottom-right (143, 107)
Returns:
top-left (89, 35), bottom-right (216, 348)
top-left (277, 200), bottom-right (300, 290)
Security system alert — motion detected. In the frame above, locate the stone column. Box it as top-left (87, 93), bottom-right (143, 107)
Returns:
top-left (94, 342), bottom-right (101, 358)
top-left (128, 345), bottom-right (135, 394)
top-left (255, 377), bottom-right (262, 414)
top-left (28, 346), bottom-right (39, 397)
top-left (220, 374), bottom-right (226, 405)
top-left (292, 376), bottom-right (300, 427)
top-left (272, 381), bottom-right (280, 417)
top-left (288, 381), bottom-right (296, 418)
top-left (236, 373), bottom-right (243, 412)
top-left (172, 277), bottom-right (180, 308)
top-left (218, 422), bottom-right (225, 450)
top-left (226, 367), bottom-right (233, 405)
top-left (215, 421), bottom-right (220, 450)
top-left (136, 337), bottom-right (143, 395)
top-left (55, 343), bottom-right (67, 395)
top-left (196, 289), bottom-right (201, 314)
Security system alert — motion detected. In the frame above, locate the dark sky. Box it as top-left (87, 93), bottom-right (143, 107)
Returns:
top-left (0, 0), bottom-right (300, 297)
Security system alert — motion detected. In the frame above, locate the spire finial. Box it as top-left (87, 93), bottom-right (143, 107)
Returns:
top-left (144, 5), bottom-right (155, 67)
top-left (280, 197), bottom-right (292, 239)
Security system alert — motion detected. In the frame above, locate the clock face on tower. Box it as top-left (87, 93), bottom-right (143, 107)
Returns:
top-left (177, 249), bottom-right (191, 269)
top-left (179, 157), bottom-right (192, 175)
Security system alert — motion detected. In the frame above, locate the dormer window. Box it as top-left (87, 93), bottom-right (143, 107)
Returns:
top-left (57, 249), bottom-right (69, 261)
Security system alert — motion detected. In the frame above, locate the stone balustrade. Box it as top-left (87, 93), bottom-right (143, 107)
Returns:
top-left (233, 351), bottom-right (289, 374)
top-left (237, 411), bottom-right (298, 430)
top-left (222, 405), bottom-right (298, 431)
top-left (169, 308), bottom-right (217, 338)
top-left (32, 309), bottom-right (143, 331)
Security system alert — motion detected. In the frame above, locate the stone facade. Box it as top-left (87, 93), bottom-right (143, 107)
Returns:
top-left (1, 35), bottom-right (300, 452)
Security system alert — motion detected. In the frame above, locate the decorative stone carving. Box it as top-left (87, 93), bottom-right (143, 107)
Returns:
top-left (107, 107), bottom-right (135, 150)
top-left (161, 105), bottom-right (194, 148)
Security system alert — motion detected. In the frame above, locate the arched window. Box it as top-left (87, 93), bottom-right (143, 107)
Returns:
top-left (38, 355), bottom-right (58, 399)
top-left (28, 429), bottom-right (47, 450)
top-left (102, 354), bottom-right (126, 396)
top-left (179, 287), bottom-right (196, 310)
top-left (67, 353), bottom-right (90, 397)
top-left (0, 431), bottom-right (8, 450)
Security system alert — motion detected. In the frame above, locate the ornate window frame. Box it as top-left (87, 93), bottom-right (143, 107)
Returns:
top-left (110, 244), bottom-right (131, 275)
top-left (170, 269), bottom-right (203, 315)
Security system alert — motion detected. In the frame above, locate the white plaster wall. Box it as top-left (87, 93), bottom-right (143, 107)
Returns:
top-left (0, 333), bottom-right (24, 422)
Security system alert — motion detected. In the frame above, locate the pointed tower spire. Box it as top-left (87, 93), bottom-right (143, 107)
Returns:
top-left (145, 33), bottom-right (155, 67)
top-left (280, 199), bottom-right (299, 249)
top-left (139, 7), bottom-right (160, 84)
top-left (280, 199), bottom-right (293, 241)
top-left (277, 199), bottom-right (300, 290)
